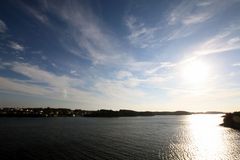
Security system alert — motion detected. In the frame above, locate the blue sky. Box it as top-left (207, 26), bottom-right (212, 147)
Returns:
top-left (0, 0), bottom-right (240, 111)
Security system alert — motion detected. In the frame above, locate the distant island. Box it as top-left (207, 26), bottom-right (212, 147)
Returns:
top-left (0, 107), bottom-right (224, 117)
top-left (222, 112), bottom-right (240, 130)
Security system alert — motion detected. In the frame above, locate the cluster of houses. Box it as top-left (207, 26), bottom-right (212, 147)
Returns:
top-left (0, 107), bottom-right (92, 117)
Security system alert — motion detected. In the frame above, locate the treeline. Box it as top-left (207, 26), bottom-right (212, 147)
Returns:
top-left (222, 112), bottom-right (240, 130)
top-left (85, 110), bottom-right (191, 117)
top-left (0, 107), bottom-right (191, 117)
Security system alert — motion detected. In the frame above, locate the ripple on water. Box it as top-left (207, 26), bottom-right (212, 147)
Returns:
top-left (0, 115), bottom-right (240, 160)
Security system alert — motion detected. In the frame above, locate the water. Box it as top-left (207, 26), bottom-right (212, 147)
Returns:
top-left (0, 115), bottom-right (239, 160)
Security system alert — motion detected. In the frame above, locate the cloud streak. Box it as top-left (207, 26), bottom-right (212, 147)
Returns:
top-left (0, 62), bottom-right (103, 107)
top-left (0, 62), bottom-right (149, 108)
top-left (8, 41), bottom-right (24, 51)
top-left (193, 25), bottom-right (240, 56)
top-left (125, 16), bottom-right (160, 48)
top-left (182, 13), bottom-right (211, 25)
top-left (0, 19), bottom-right (7, 33)
top-left (48, 1), bottom-right (129, 65)
top-left (168, 0), bottom-right (233, 26)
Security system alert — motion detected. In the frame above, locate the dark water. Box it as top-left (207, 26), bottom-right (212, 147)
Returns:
top-left (0, 115), bottom-right (240, 160)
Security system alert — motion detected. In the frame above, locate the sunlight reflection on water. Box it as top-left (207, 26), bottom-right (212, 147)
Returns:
top-left (159, 114), bottom-right (240, 160)
top-left (187, 115), bottom-right (227, 159)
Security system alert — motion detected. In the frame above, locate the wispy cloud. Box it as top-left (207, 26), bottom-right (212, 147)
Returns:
top-left (17, 1), bottom-right (121, 65)
top-left (11, 62), bottom-right (83, 89)
top-left (115, 61), bottom-right (175, 89)
top-left (0, 19), bottom-right (7, 33)
top-left (18, 1), bottom-right (49, 24)
top-left (196, 1), bottom-right (214, 7)
top-left (125, 16), bottom-right (160, 48)
top-left (193, 25), bottom-right (240, 56)
top-left (0, 77), bottom-right (51, 96)
top-left (0, 62), bottom-right (100, 106)
top-left (116, 70), bottom-right (133, 79)
top-left (144, 62), bottom-right (176, 74)
top-left (27, 7), bottom-right (48, 24)
top-left (94, 79), bottom-right (145, 100)
top-left (165, 26), bottom-right (194, 41)
top-left (0, 75), bottom-right (102, 108)
top-left (124, 0), bottom-right (237, 44)
top-left (168, 0), bottom-right (232, 26)
top-left (8, 41), bottom-right (24, 51)
top-left (0, 62), bottom-right (147, 108)
top-left (42, 1), bottom-right (129, 65)
top-left (165, 0), bottom-right (238, 41)
top-left (182, 13), bottom-right (211, 25)
top-left (232, 63), bottom-right (240, 67)
top-left (4, 61), bottom-right (172, 108)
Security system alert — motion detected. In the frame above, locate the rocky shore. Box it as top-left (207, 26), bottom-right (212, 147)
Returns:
top-left (222, 112), bottom-right (240, 130)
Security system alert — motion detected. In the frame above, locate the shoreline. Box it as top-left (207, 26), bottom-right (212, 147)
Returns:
top-left (222, 112), bottom-right (240, 130)
top-left (0, 107), bottom-right (224, 117)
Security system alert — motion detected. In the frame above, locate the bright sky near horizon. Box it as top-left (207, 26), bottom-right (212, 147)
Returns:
top-left (0, 0), bottom-right (240, 112)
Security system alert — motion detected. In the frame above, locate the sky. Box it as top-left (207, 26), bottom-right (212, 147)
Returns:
top-left (0, 0), bottom-right (240, 112)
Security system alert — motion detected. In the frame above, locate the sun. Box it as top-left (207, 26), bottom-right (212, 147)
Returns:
top-left (181, 60), bottom-right (210, 86)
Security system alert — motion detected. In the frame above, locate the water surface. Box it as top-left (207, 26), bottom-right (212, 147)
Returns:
top-left (0, 115), bottom-right (239, 160)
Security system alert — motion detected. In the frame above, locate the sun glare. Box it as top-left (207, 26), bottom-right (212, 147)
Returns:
top-left (187, 115), bottom-right (226, 159)
top-left (181, 60), bottom-right (210, 86)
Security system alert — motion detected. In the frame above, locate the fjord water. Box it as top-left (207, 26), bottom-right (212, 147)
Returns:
top-left (0, 115), bottom-right (239, 160)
